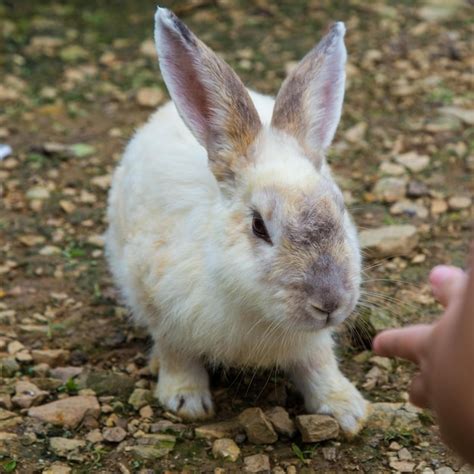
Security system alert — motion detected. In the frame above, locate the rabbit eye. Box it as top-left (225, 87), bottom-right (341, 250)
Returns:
top-left (252, 211), bottom-right (272, 245)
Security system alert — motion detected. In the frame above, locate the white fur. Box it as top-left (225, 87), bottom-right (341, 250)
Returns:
top-left (106, 9), bottom-right (367, 431)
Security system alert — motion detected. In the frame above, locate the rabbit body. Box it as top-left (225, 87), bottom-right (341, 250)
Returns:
top-left (106, 7), bottom-right (368, 435)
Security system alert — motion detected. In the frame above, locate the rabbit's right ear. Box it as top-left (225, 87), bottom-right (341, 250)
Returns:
top-left (155, 8), bottom-right (262, 183)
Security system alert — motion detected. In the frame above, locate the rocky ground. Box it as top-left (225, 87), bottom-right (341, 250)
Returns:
top-left (0, 0), bottom-right (473, 472)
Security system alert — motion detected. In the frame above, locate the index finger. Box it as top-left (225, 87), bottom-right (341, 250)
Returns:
top-left (372, 324), bottom-right (432, 364)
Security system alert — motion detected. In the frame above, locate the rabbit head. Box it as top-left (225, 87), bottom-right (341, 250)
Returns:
top-left (155, 8), bottom-right (361, 332)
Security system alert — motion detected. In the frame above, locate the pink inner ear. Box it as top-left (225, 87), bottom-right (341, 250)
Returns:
top-left (158, 27), bottom-right (211, 145)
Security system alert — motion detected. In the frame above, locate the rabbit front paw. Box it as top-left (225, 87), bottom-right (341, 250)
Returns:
top-left (157, 386), bottom-right (215, 420)
top-left (307, 381), bottom-right (368, 437)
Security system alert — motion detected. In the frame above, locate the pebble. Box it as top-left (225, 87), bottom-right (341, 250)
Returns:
top-left (150, 420), bottom-right (187, 436)
top-left (26, 186), bottom-right (50, 200)
top-left (136, 87), bottom-right (164, 108)
top-left (78, 370), bottom-right (135, 399)
top-left (366, 402), bottom-right (421, 431)
top-left (395, 152), bottom-right (430, 173)
top-left (379, 161), bottom-right (406, 176)
top-left (431, 199), bottom-right (448, 215)
top-left (369, 355), bottom-right (393, 372)
top-left (244, 454), bottom-right (271, 472)
top-left (128, 388), bottom-right (153, 410)
top-left (85, 429), bottom-right (103, 443)
top-left (50, 366), bottom-right (83, 383)
top-left (264, 406), bottom-right (296, 438)
top-left (212, 438), bottom-right (240, 462)
top-left (407, 180), bottom-right (429, 198)
top-left (239, 407), bottom-right (278, 444)
top-left (195, 420), bottom-right (242, 440)
top-left (373, 177), bottom-right (407, 202)
top-left (7, 340), bottom-right (25, 354)
top-left (435, 468), bottom-right (455, 474)
top-left (28, 395), bottom-right (100, 428)
top-left (12, 380), bottom-right (49, 408)
top-left (359, 225), bottom-right (418, 258)
top-left (139, 405), bottom-right (153, 418)
top-left (49, 437), bottom-right (86, 457)
top-left (103, 426), bottom-right (127, 443)
top-left (0, 357), bottom-right (20, 376)
top-left (389, 460), bottom-right (415, 472)
top-left (42, 463), bottom-right (72, 474)
top-left (448, 195), bottom-right (471, 210)
top-left (31, 349), bottom-right (70, 367)
top-left (390, 199), bottom-right (428, 219)
top-left (295, 414), bottom-right (339, 443)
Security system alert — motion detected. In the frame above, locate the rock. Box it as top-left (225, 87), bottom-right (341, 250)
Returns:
top-left (359, 225), bottom-right (418, 258)
top-left (212, 438), bottom-right (240, 462)
top-left (42, 462), bottom-right (72, 474)
top-left (0, 408), bottom-right (22, 429)
top-left (370, 355), bottom-right (393, 372)
top-left (395, 152), bottom-right (430, 173)
top-left (26, 186), bottom-right (50, 200)
top-left (390, 200), bottom-right (428, 219)
top-left (19, 235), bottom-right (46, 247)
top-left (195, 420), bottom-right (242, 440)
top-left (31, 349), bottom-right (70, 367)
top-left (389, 460), bottom-right (415, 472)
top-left (264, 407), bottom-right (296, 437)
top-left (244, 454), bottom-right (271, 472)
top-left (295, 414), bottom-right (339, 443)
top-left (439, 107), bottom-right (474, 126)
top-left (128, 388), bottom-right (153, 410)
top-left (367, 402), bottom-right (421, 431)
top-left (49, 437), bottom-right (86, 457)
top-left (39, 245), bottom-right (62, 256)
top-left (398, 447), bottom-right (413, 460)
top-left (373, 177), bottom-right (407, 202)
top-left (103, 426), bottom-right (127, 443)
top-left (407, 180), bottom-right (429, 198)
top-left (130, 433), bottom-right (176, 459)
top-left (431, 199), bottom-right (448, 215)
top-left (448, 195), bottom-right (471, 210)
top-left (12, 380), bottom-right (49, 408)
top-left (435, 468), bottom-right (455, 474)
top-left (418, 0), bottom-right (464, 21)
top-left (136, 87), bottom-right (165, 108)
top-left (78, 370), bottom-right (135, 399)
top-left (28, 395), bottom-right (100, 428)
top-left (85, 429), bottom-right (103, 444)
top-left (239, 408), bottom-right (278, 444)
top-left (379, 162), bottom-right (406, 176)
top-left (140, 39), bottom-right (156, 58)
top-left (344, 122), bottom-right (367, 144)
top-left (50, 366), bottom-right (83, 382)
top-left (425, 115), bottom-right (462, 133)
top-left (139, 405), bottom-right (153, 418)
top-left (7, 340), bottom-right (25, 354)
top-left (127, 445), bottom-right (171, 460)
top-left (322, 446), bottom-right (337, 461)
top-left (150, 420), bottom-right (187, 436)
top-left (0, 357), bottom-right (20, 376)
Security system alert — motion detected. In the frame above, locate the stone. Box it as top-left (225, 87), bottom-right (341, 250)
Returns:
top-left (390, 200), bottom-right (428, 219)
top-left (49, 437), bottom-right (86, 457)
top-left (42, 462), bottom-right (72, 474)
top-left (129, 433), bottom-right (176, 459)
top-left (295, 414), bottom-right (339, 443)
top-left (150, 420), bottom-right (187, 436)
top-left (244, 454), bottom-right (271, 472)
top-left (0, 408), bottom-right (22, 429)
top-left (239, 407), bottom-right (278, 444)
top-left (370, 355), bottom-right (393, 372)
top-left (431, 198), bottom-right (448, 215)
top-left (359, 225), bottom-right (418, 258)
top-left (0, 357), bottom-right (20, 377)
top-left (50, 366), bottom-right (83, 383)
top-left (389, 460), bottom-right (415, 472)
top-left (26, 186), bottom-right (50, 200)
top-left (264, 407), bottom-right (296, 437)
top-left (31, 349), bottom-right (70, 367)
top-left (7, 340), bottom-right (24, 354)
top-left (398, 447), bottom-right (413, 460)
top-left (373, 177), bottom-right (407, 202)
top-left (103, 426), bottom-right (127, 443)
top-left (28, 395), bottom-right (100, 428)
top-left (379, 162), bottom-right (406, 176)
top-left (127, 445), bottom-right (170, 460)
top-left (366, 402), bottom-right (421, 431)
top-left (136, 87), bottom-right (165, 108)
top-left (39, 245), bottom-right (62, 256)
top-left (395, 152), bottom-right (430, 173)
top-left (12, 380), bottom-right (49, 408)
top-left (195, 420), bottom-right (242, 440)
top-left (448, 195), bottom-right (471, 210)
top-left (435, 468), bottom-right (455, 474)
top-left (85, 429), bottom-right (103, 444)
top-left (212, 438), bottom-right (240, 462)
top-left (407, 180), bottom-right (429, 198)
top-left (439, 107), bottom-right (474, 126)
top-left (344, 122), bottom-right (367, 143)
top-left (139, 405), bottom-right (153, 418)
top-left (19, 235), bottom-right (46, 247)
top-left (78, 370), bottom-right (135, 399)
top-left (128, 388), bottom-right (153, 410)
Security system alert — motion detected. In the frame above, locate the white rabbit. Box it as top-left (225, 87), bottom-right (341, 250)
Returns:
top-left (106, 7), bottom-right (368, 435)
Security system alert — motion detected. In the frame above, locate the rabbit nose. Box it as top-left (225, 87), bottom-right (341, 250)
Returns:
top-left (309, 298), bottom-right (339, 317)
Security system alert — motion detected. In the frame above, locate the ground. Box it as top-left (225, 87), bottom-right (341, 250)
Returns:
top-left (0, 0), bottom-right (473, 473)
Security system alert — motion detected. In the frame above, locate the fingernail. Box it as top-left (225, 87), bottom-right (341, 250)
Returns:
top-left (429, 265), bottom-right (455, 288)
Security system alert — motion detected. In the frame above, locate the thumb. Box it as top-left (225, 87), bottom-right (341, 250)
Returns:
top-left (373, 324), bottom-right (432, 364)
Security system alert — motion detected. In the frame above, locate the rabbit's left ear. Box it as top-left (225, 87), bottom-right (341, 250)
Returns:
top-left (155, 8), bottom-right (262, 183)
top-left (271, 23), bottom-right (347, 164)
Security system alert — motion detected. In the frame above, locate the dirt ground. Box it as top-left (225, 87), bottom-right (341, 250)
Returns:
top-left (0, 0), bottom-right (473, 472)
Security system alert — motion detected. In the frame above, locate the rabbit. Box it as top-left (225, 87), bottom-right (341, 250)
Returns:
top-left (106, 7), bottom-right (368, 436)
